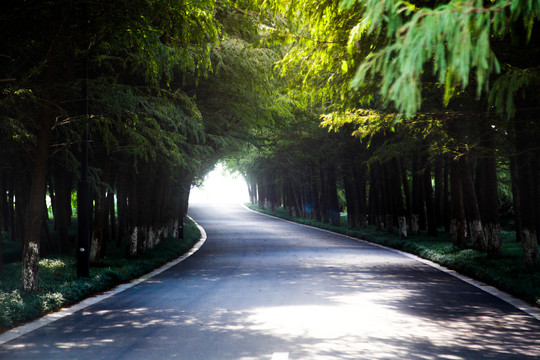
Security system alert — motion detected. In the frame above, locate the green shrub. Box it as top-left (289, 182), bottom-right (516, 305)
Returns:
top-left (0, 219), bottom-right (201, 332)
top-left (247, 203), bottom-right (540, 308)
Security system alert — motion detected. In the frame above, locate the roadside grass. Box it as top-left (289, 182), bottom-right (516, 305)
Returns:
top-left (246, 203), bottom-right (540, 308)
top-left (0, 219), bottom-right (201, 332)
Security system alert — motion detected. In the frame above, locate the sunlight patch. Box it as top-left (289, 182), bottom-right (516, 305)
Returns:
top-left (190, 163), bottom-right (249, 203)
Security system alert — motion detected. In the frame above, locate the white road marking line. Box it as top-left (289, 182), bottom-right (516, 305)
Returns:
top-left (271, 352), bottom-right (289, 360)
top-left (243, 204), bottom-right (540, 322)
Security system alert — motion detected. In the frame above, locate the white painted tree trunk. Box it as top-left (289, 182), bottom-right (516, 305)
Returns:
top-left (469, 220), bottom-right (486, 251)
top-left (450, 218), bottom-right (466, 247)
top-left (170, 220), bottom-right (179, 238)
top-left (148, 227), bottom-right (156, 249)
top-left (129, 227), bottom-right (138, 257)
top-left (398, 216), bottom-right (407, 239)
top-left (22, 241), bottom-right (39, 291)
top-left (410, 214), bottom-right (419, 235)
top-left (90, 235), bottom-right (100, 263)
top-left (485, 223), bottom-right (502, 258)
top-left (522, 228), bottom-right (538, 267)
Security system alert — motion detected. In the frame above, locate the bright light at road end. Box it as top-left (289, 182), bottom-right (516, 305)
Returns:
top-left (189, 163), bottom-right (249, 204)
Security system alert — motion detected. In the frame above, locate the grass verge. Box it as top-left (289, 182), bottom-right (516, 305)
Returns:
top-left (246, 203), bottom-right (540, 308)
top-left (0, 219), bottom-right (201, 332)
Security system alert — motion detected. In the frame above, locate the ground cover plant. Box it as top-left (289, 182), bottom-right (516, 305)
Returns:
top-left (246, 203), bottom-right (540, 309)
top-left (0, 219), bottom-right (201, 332)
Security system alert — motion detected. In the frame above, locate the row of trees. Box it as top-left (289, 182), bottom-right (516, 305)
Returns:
top-left (244, 111), bottom-right (513, 255)
top-left (240, 0), bottom-right (540, 267)
top-left (0, 0), bottom-right (284, 290)
top-left (2, 0), bottom-right (539, 292)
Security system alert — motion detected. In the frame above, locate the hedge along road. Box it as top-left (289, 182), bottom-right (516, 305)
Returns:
top-left (2, 203), bottom-right (540, 360)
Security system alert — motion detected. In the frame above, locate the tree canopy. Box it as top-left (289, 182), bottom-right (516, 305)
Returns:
top-left (1, 0), bottom-right (539, 292)
top-left (242, 0), bottom-right (540, 266)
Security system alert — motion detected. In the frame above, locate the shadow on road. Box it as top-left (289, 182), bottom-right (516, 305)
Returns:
top-left (2, 203), bottom-right (540, 360)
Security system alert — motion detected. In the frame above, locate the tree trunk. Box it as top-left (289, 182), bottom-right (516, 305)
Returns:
top-left (434, 157), bottom-right (445, 229)
top-left (382, 162), bottom-right (394, 234)
top-left (116, 179), bottom-right (128, 246)
top-left (353, 164), bottom-right (368, 228)
top-left (368, 163), bottom-right (383, 231)
top-left (107, 189), bottom-right (116, 248)
top-left (310, 167), bottom-right (322, 221)
top-left (52, 167), bottom-right (73, 253)
top-left (423, 161), bottom-right (438, 237)
top-left (391, 158), bottom-right (406, 238)
top-left (343, 164), bottom-right (359, 228)
top-left (443, 157), bottom-right (451, 232)
top-left (458, 156), bottom-right (485, 251)
top-left (257, 174), bottom-right (266, 210)
top-left (1, 176), bottom-right (6, 233)
top-left (288, 180), bottom-right (300, 217)
top-left (14, 174), bottom-right (28, 245)
top-left (91, 179), bottom-right (108, 263)
top-left (8, 186), bottom-right (17, 243)
top-left (323, 164), bottom-right (340, 226)
top-left (269, 177), bottom-right (280, 212)
top-left (398, 216), bottom-right (407, 239)
top-left (400, 158), bottom-right (412, 230)
top-left (475, 127), bottom-right (502, 258)
top-left (513, 111), bottom-right (538, 267)
top-left (41, 199), bottom-right (56, 255)
top-left (410, 152), bottom-right (424, 235)
top-left (96, 161), bottom-right (114, 260)
top-left (284, 181), bottom-right (293, 216)
top-left (534, 152), bottom-right (540, 245)
top-left (0, 174), bottom-right (3, 270)
top-left (248, 180), bottom-right (257, 204)
top-left (174, 173), bottom-right (193, 240)
top-left (450, 159), bottom-right (467, 248)
top-left (22, 117), bottom-right (53, 291)
top-left (127, 178), bottom-right (138, 257)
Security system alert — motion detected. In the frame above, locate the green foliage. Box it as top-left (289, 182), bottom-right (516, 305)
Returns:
top-left (186, 1), bottom-right (297, 178)
top-left (342, 0), bottom-right (540, 117)
top-left (489, 66), bottom-right (540, 117)
top-left (320, 109), bottom-right (399, 140)
top-left (276, 1), bottom-right (373, 111)
top-left (497, 162), bottom-right (514, 210)
top-left (90, 83), bottom-right (205, 166)
top-left (264, 0), bottom-right (540, 121)
top-left (88, 0), bottom-right (219, 86)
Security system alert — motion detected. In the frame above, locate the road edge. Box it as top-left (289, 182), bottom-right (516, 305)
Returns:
top-left (242, 203), bottom-right (540, 322)
top-left (0, 216), bottom-right (208, 345)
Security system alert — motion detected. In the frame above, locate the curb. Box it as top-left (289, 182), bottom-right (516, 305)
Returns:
top-left (243, 204), bottom-right (540, 322)
top-left (0, 216), bottom-right (207, 345)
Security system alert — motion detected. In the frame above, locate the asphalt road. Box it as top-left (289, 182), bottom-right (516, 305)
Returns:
top-left (1, 203), bottom-right (540, 360)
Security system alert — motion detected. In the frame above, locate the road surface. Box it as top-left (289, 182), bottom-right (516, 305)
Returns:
top-left (1, 203), bottom-right (540, 359)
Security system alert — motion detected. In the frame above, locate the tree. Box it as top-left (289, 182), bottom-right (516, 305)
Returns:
top-left (265, 0), bottom-right (539, 266)
top-left (341, 0), bottom-right (540, 265)
top-left (1, 0), bottom-right (219, 290)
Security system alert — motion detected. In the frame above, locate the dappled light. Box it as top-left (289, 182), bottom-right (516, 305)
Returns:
top-left (5, 261), bottom-right (540, 359)
top-left (2, 1), bottom-right (540, 359)
top-left (4, 204), bottom-right (539, 359)
top-left (2, 0), bottom-right (539, 337)
top-left (38, 259), bottom-right (68, 271)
